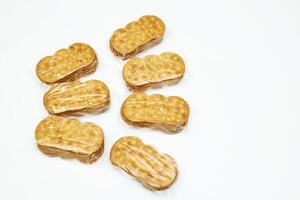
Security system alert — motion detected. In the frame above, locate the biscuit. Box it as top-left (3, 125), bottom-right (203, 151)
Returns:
top-left (35, 115), bottom-right (104, 164)
top-left (36, 43), bottom-right (97, 84)
top-left (123, 52), bottom-right (185, 90)
top-left (110, 136), bottom-right (178, 190)
top-left (110, 15), bottom-right (165, 59)
top-left (121, 93), bottom-right (189, 133)
top-left (44, 80), bottom-right (110, 115)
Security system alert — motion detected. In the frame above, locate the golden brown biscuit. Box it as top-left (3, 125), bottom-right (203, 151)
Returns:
top-left (110, 15), bottom-right (165, 59)
top-left (110, 136), bottom-right (178, 190)
top-left (35, 115), bottom-right (104, 164)
top-left (36, 43), bottom-right (97, 84)
top-left (123, 52), bottom-right (185, 90)
top-left (121, 93), bottom-right (189, 133)
top-left (43, 80), bottom-right (110, 115)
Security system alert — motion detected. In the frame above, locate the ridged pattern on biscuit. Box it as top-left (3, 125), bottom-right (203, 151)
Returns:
top-left (110, 136), bottom-right (177, 190)
top-left (123, 52), bottom-right (185, 90)
top-left (121, 93), bottom-right (189, 133)
top-left (110, 15), bottom-right (165, 59)
top-left (35, 115), bottom-right (104, 163)
top-left (44, 80), bottom-right (110, 115)
top-left (36, 43), bottom-right (97, 84)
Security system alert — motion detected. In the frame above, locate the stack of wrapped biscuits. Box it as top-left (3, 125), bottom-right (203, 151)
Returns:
top-left (35, 15), bottom-right (190, 191)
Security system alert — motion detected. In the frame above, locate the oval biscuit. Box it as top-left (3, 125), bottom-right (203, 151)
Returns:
top-left (110, 136), bottom-right (178, 190)
top-left (109, 15), bottom-right (165, 59)
top-left (35, 115), bottom-right (104, 164)
top-left (123, 52), bottom-right (185, 90)
top-left (121, 93), bottom-right (190, 133)
top-left (36, 43), bottom-right (97, 84)
top-left (43, 80), bottom-right (110, 115)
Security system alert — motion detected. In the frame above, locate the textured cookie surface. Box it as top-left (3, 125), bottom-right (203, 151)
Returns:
top-left (36, 43), bottom-right (97, 84)
top-left (110, 15), bottom-right (165, 59)
top-left (110, 136), bottom-right (177, 190)
top-left (35, 115), bottom-right (104, 163)
top-left (121, 93), bottom-right (189, 133)
top-left (44, 80), bottom-right (110, 115)
top-left (123, 52), bottom-right (185, 90)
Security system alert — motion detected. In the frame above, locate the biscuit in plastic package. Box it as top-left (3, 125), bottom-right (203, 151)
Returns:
top-left (110, 136), bottom-right (178, 190)
top-left (121, 93), bottom-right (189, 133)
top-left (44, 80), bottom-right (110, 115)
top-left (36, 43), bottom-right (97, 84)
top-left (123, 52), bottom-right (185, 90)
top-left (109, 15), bottom-right (165, 59)
top-left (35, 115), bottom-right (104, 164)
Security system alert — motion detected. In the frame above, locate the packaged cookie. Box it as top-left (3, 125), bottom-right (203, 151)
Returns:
top-left (121, 93), bottom-right (190, 133)
top-left (110, 15), bottom-right (165, 59)
top-left (44, 80), bottom-right (110, 115)
top-left (36, 43), bottom-right (97, 84)
top-left (35, 115), bottom-right (104, 164)
top-left (123, 52), bottom-right (185, 90)
top-left (110, 136), bottom-right (178, 190)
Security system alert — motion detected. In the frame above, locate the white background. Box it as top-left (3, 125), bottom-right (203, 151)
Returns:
top-left (0, 0), bottom-right (299, 199)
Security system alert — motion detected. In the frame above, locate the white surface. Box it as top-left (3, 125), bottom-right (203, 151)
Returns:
top-left (0, 0), bottom-right (299, 199)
